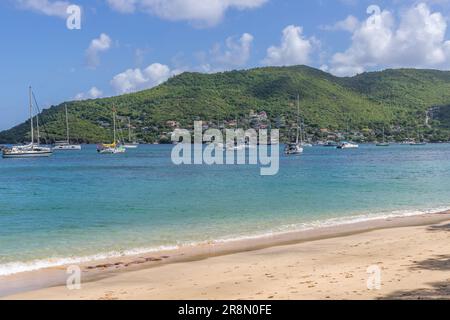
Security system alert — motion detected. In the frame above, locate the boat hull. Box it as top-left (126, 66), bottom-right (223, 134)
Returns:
top-left (98, 147), bottom-right (126, 154)
top-left (123, 144), bottom-right (138, 149)
top-left (2, 151), bottom-right (53, 158)
top-left (53, 145), bottom-right (82, 151)
top-left (285, 144), bottom-right (304, 155)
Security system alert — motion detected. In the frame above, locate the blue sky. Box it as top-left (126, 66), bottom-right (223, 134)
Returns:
top-left (1, 0), bottom-right (450, 130)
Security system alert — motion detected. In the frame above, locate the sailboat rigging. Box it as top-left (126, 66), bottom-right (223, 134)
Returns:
top-left (123, 117), bottom-right (139, 149)
top-left (53, 104), bottom-right (82, 150)
top-left (2, 87), bottom-right (53, 158)
top-left (284, 94), bottom-right (304, 155)
top-left (97, 108), bottom-right (126, 154)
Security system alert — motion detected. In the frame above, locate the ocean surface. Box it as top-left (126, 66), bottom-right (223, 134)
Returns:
top-left (1, 143), bottom-right (450, 276)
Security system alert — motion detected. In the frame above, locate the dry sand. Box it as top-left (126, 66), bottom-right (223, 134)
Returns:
top-left (2, 213), bottom-right (450, 300)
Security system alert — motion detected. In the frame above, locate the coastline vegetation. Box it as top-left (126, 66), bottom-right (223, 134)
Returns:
top-left (2, 66), bottom-right (450, 144)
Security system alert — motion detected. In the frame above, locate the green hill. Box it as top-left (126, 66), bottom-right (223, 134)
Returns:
top-left (2, 65), bottom-right (450, 144)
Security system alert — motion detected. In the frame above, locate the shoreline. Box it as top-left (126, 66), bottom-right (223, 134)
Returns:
top-left (2, 207), bottom-right (449, 278)
top-left (1, 210), bottom-right (450, 299)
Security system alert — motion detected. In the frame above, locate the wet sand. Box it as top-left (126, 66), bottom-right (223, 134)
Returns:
top-left (2, 212), bottom-right (450, 300)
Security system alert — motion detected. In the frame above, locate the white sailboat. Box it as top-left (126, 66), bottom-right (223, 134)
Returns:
top-left (123, 117), bottom-right (139, 149)
top-left (2, 87), bottom-right (53, 158)
top-left (226, 117), bottom-right (245, 151)
top-left (53, 104), bottom-right (81, 151)
top-left (285, 94), bottom-right (304, 155)
top-left (299, 119), bottom-right (312, 147)
top-left (97, 109), bottom-right (126, 154)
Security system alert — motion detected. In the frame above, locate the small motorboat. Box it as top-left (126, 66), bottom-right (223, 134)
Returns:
top-left (337, 141), bottom-right (359, 149)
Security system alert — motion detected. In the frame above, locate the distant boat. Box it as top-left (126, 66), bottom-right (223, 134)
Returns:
top-left (53, 104), bottom-right (81, 151)
top-left (337, 141), bottom-right (359, 149)
top-left (323, 141), bottom-right (338, 148)
top-left (410, 130), bottom-right (427, 145)
top-left (376, 142), bottom-right (390, 147)
top-left (285, 94), bottom-right (304, 155)
top-left (300, 119), bottom-right (312, 147)
top-left (2, 87), bottom-right (52, 158)
top-left (123, 117), bottom-right (139, 149)
top-left (376, 127), bottom-right (390, 147)
top-left (285, 143), bottom-right (303, 155)
top-left (227, 116), bottom-right (245, 151)
top-left (97, 109), bottom-right (126, 154)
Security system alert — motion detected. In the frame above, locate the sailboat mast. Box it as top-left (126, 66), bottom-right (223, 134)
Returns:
top-left (65, 104), bottom-right (70, 143)
top-left (296, 94), bottom-right (300, 145)
top-left (36, 112), bottom-right (40, 145)
top-left (113, 109), bottom-right (117, 144)
top-left (29, 86), bottom-right (34, 146)
top-left (128, 117), bottom-right (132, 143)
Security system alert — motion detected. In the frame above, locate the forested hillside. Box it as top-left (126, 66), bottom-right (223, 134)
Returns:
top-left (2, 66), bottom-right (450, 144)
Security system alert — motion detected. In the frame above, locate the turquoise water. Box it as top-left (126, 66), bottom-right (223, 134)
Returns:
top-left (1, 144), bottom-right (450, 275)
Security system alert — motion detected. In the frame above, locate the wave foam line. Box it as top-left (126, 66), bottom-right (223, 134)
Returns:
top-left (1, 206), bottom-right (449, 276)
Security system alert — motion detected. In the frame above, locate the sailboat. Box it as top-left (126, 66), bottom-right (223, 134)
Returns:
top-left (410, 129), bottom-right (427, 145)
top-left (337, 124), bottom-right (359, 149)
top-left (285, 94), bottom-right (304, 155)
top-left (97, 109), bottom-right (126, 154)
top-left (2, 87), bottom-right (53, 158)
top-left (123, 117), bottom-right (139, 149)
top-left (227, 117), bottom-right (245, 151)
top-left (376, 127), bottom-right (390, 147)
top-left (53, 104), bottom-right (82, 150)
top-left (300, 120), bottom-right (312, 147)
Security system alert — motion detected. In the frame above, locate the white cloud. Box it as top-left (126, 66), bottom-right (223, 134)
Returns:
top-left (322, 15), bottom-right (359, 32)
top-left (106, 0), bottom-right (268, 26)
top-left (330, 3), bottom-right (450, 76)
top-left (14, 0), bottom-right (72, 18)
top-left (106, 0), bottom-right (136, 13)
top-left (86, 33), bottom-right (112, 69)
top-left (209, 33), bottom-right (254, 69)
top-left (263, 25), bottom-right (316, 66)
top-left (75, 87), bottom-right (103, 100)
top-left (110, 63), bottom-right (175, 94)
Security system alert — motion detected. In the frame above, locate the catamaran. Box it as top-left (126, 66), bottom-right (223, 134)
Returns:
top-left (285, 94), bottom-right (304, 155)
top-left (123, 117), bottom-right (139, 149)
top-left (53, 104), bottom-right (81, 150)
top-left (2, 87), bottom-right (53, 158)
top-left (97, 109), bottom-right (126, 154)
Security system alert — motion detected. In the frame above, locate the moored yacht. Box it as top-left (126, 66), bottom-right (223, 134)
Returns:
top-left (410, 141), bottom-right (427, 146)
top-left (123, 117), bottom-right (139, 149)
top-left (376, 127), bottom-right (390, 147)
top-left (53, 104), bottom-right (81, 151)
top-left (337, 141), bottom-right (359, 149)
top-left (2, 87), bottom-right (52, 158)
top-left (97, 108), bottom-right (126, 154)
top-left (285, 94), bottom-right (304, 155)
top-left (285, 143), bottom-right (303, 155)
top-left (323, 141), bottom-right (339, 148)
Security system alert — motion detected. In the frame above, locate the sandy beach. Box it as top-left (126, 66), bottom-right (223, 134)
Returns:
top-left (2, 212), bottom-right (450, 300)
